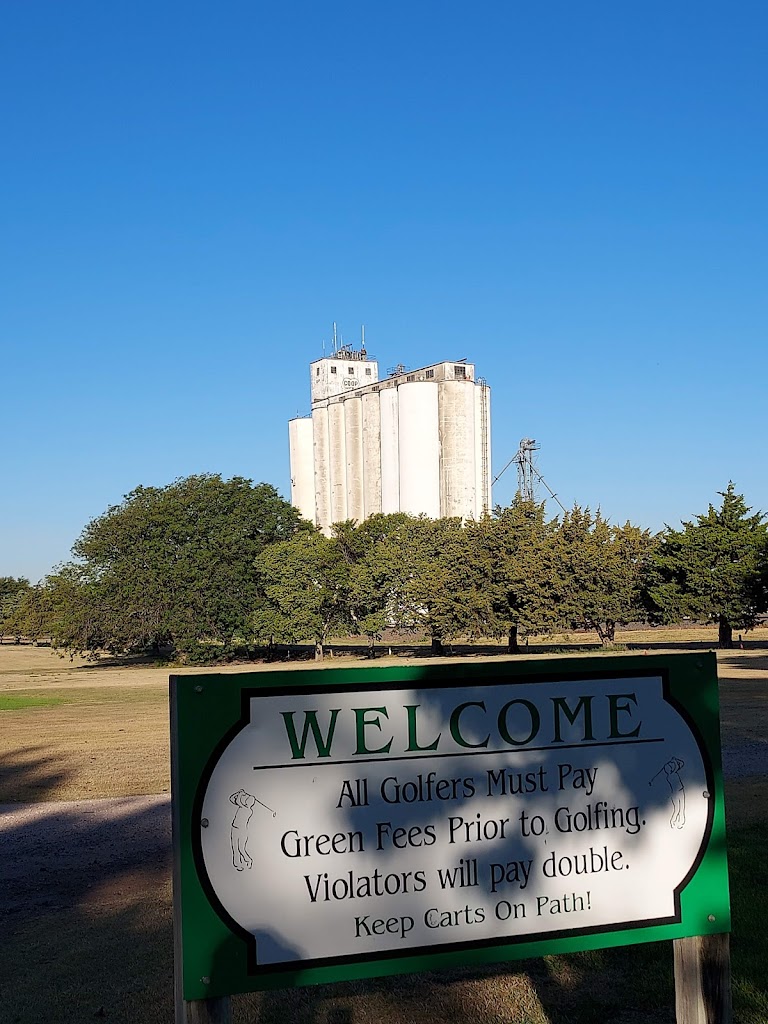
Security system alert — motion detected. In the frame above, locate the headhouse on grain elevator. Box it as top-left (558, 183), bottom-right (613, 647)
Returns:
top-left (288, 332), bottom-right (492, 532)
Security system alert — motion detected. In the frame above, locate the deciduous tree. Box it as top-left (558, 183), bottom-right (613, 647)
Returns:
top-left (365, 515), bottom-right (482, 653)
top-left (253, 530), bottom-right (352, 659)
top-left (332, 516), bottom-right (407, 655)
top-left (0, 577), bottom-right (31, 639)
top-left (48, 475), bottom-right (308, 658)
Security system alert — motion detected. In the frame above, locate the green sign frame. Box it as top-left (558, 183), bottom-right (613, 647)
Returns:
top-left (171, 653), bottom-right (730, 1002)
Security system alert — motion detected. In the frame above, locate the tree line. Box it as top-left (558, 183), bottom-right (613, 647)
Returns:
top-left (3, 475), bottom-right (767, 660)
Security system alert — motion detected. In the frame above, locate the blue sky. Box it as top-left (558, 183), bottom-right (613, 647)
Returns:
top-left (2, 2), bottom-right (766, 582)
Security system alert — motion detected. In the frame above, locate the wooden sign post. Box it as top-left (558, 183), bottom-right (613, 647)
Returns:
top-left (674, 933), bottom-right (732, 1024)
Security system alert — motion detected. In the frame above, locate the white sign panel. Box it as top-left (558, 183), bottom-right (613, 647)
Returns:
top-left (197, 675), bottom-right (711, 967)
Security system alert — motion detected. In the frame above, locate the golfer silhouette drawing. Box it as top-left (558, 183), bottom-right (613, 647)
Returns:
top-left (229, 789), bottom-right (276, 871)
top-left (649, 757), bottom-right (686, 828)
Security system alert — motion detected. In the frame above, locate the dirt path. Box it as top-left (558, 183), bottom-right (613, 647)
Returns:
top-left (0, 795), bottom-right (171, 917)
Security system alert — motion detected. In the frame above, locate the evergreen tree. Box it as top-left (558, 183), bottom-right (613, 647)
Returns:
top-left (552, 507), bottom-right (653, 645)
top-left (466, 499), bottom-right (559, 652)
top-left (646, 483), bottom-right (768, 647)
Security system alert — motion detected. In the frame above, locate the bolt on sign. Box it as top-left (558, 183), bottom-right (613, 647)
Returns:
top-left (170, 654), bottom-right (730, 1002)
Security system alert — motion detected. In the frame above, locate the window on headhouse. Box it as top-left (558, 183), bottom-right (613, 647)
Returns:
top-left (316, 367), bottom-right (320, 376)
top-left (331, 366), bottom-right (337, 374)
top-left (454, 365), bottom-right (466, 379)
top-left (365, 368), bottom-right (371, 375)
top-left (348, 366), bottom-right (354, 374)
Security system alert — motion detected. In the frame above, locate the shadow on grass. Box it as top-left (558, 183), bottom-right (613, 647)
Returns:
top-left (0, 744), bottom-right (72, 803)
top-left (72, 651), bottom-right (176, 670)
top-left (0, 752), bottom-right (173, 1022)
top-left (718, 650), bottom-right (768, 674)
top-left (244, 945), bottom-right (674, 1024)
top-left (63, 637), bottom-right (768, 672)
top-left (1, 767), bottom-right (766, 1023)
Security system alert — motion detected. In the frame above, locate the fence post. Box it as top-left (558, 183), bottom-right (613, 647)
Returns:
top-left (674, 933), bottom-right (732, 1024)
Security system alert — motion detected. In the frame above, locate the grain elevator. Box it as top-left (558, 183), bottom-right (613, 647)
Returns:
top-left (289, 340), bottom-right (491, 531)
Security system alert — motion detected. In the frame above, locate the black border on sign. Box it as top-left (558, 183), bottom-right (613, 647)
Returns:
top-left (190, 667), bottom-right (716, 977)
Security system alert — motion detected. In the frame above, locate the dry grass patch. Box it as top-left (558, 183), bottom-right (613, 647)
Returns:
top-left (1, 637), bottom-right (767, 802)
top-left (0, 648), bottom-right (324, 803)
top-left (0, 687), bottom-right (170, 802)
top-left (0, 873), bottom-right (174, 1024)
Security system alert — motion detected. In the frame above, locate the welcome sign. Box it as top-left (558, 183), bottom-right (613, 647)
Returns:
top-left (171, 654), bottom-right (730, 1001)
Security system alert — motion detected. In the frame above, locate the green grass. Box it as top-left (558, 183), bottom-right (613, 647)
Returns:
top-left (729, 823), bottom-right (768, 1022)
top-left (0, 693), bottom-right (68, 710)
top-left (0, 685), bottom-right (165, 709)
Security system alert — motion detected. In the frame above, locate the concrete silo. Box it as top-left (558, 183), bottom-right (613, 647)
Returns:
top-left (474, 378), bottom-right (492, 516)
top-left (438, 377), bottom-right (477, 519)
top-left (288, 342), bottom-right (491, 532)
top-left (379, 386), bottom-right (400, 515)
top-left (310, 405), bottom-right (331, 527)
top-left (344, 395), bottom-right (364, 522)
top-left (361, 392), bottom-right (382, 517)
top-left (328, 401), bottom-right (347, 525)
top-left (288, 417), bottom-right (315, 524)
top-left (398, 380), bottom-right (441, 518)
